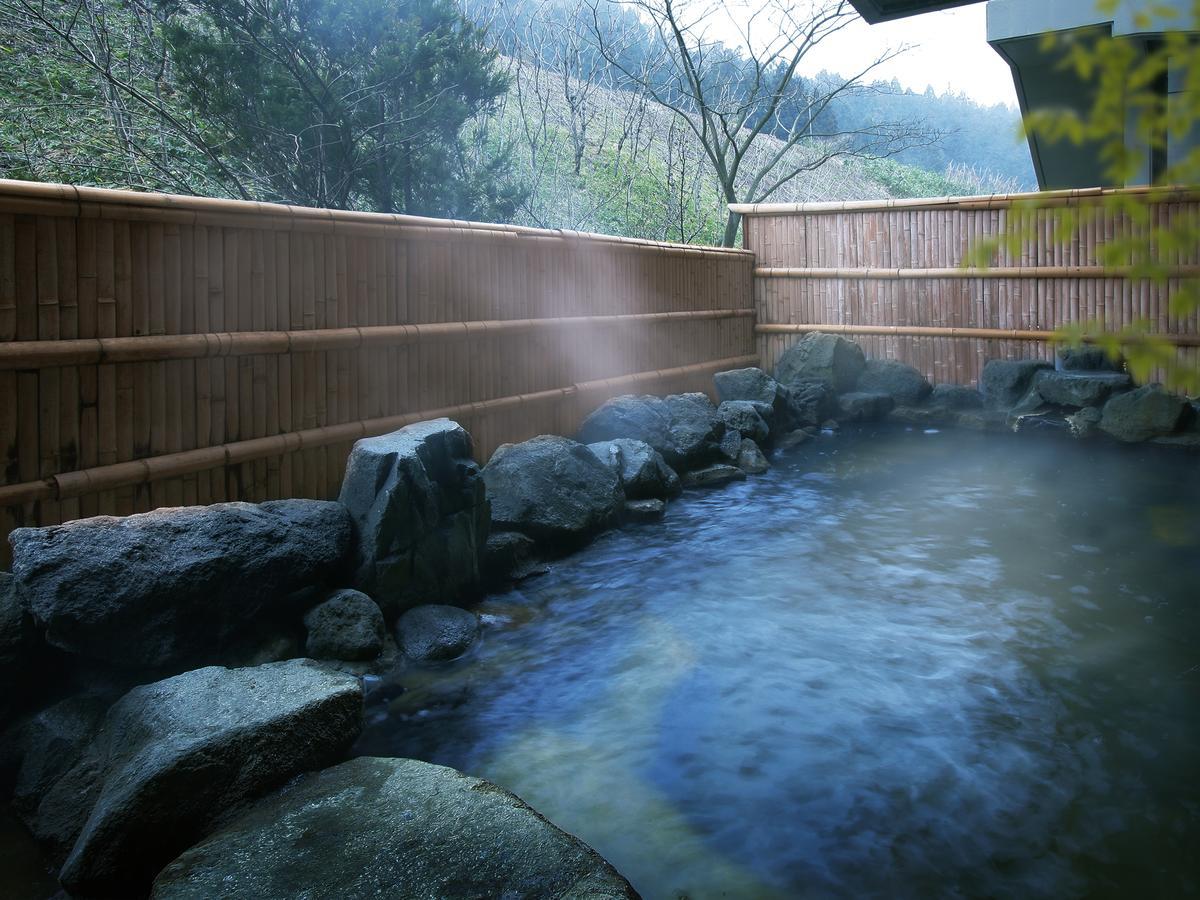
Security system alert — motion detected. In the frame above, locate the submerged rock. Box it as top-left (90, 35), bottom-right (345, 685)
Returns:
top-left (303, 589), bottom-right (385, 662)
top-left (855, 359), bottom-right (931, 406)
top-left (339, 419), bottom-right (487, 619)
top-left (577, 395), bottom-right (678, 464)
top-left (9, 500), bottom-right (353, 669)
top-left (151, 756), bottom-right (639, 900)
top-left (1033, 370), bottom-right (1132, 408)
top-left (1100, 384), bottom-right (1188, 442)
top-left (736, 439), bottom-right (770, 474)
top-left (718, 401), bottom-right (771, 444)
top-left (776, 428), bottom-right (817, 450)
top-left (56, 660), bottom-right (363, 897)
top-left (664, 393), bottom-right (726, 469)
top-left (980, 359), bottom-right (1052, 408)
top-left (835, 392), bottom-right (895, 423)
top-left (774, 332), bottom-right (866, 393)
top-left (483, 435), bottom-right (623, 550)
top-left (681, 464), bottom-right (746, 489)
top-left (623, 499), bottom-right (667, 522)
top-left (587, 438), bottom-right (681, 500)
top-left (397, 604), bottom-right (480, 662)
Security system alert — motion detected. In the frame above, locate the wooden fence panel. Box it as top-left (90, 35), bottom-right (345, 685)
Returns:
top-left (734, 187), bottom-right (1200, 386)
top-left (0, 180), bottom-right (757, 563)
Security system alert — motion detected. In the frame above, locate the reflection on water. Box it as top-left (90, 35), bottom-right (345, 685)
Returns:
top-left (357, 426), bottom-right (1200, 900)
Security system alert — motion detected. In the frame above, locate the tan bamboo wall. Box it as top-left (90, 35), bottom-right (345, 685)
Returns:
top-left (734, 187), bottom-right (1200, 385)
top-left (0, 180), bottom-right (756, 564)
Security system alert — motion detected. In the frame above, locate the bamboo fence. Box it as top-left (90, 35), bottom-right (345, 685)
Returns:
top-left (0, 180), bottom-right (756, 564)
top-left (734, 187), bottom-right (1200, 386)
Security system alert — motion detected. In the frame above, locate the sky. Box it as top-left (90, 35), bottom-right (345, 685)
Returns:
top-left (796, 5), bottom-right (1020, 108)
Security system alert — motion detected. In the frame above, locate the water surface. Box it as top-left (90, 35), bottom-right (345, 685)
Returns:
top-left (357, 426), bottom-right (1200, 900)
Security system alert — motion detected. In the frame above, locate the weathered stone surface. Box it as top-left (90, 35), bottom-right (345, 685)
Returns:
top-left (303, 589), bottom-right (385, 662)
top-left (835, 392), bottom-right (895, 423)
top-left (587, 438), bottom-right (681, 500)
top-left (9, 500), bottom-right (353, 669)
top-left (1067, 407), bottom-right (1103, 439)
top-left (928, 383), bottom-right (984, 410)
top-left (855, 359), bottom-right (931, 406)
top-left (151, 756), bottom-right (639, 900)
top-left (713, 367), bottom-right (790, 428)
top-left (681, 464), bottom-right (746, 489)
top-left (339, 419), bottom-right (487, 619)
top-left (774, 332), bottom-right (866, 393)
top-left (483, 436), bottom-right (623, 549)
top-left (1033, 370), bottom-right (1132, 408)
top-left (56, 660), bottom-right (363, 897)
top-left (397, 604), bottom-right (480, 662)
top-left (718, 400), bottom-right (771, 444)
top-left (664, 393), bottom-right (726, 469)
top-left (483, 531), bottom-right (543, 584)
top-left (1100, 384), bottom-right (1188, 442)
top-left (781, 378), bottom-right (836, 427)
top-left (1057, 346), bottom-right (1124, 372)
top-left (624, 499), bottom-right (667, 522)
top-left (577, 395), bottom-right (678, 464)
top-left (736, 439), bottom-right (770, 474)
top-left (980, 359), bottom-right (1052, 407)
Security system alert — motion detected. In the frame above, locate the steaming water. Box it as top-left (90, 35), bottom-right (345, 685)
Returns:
top-left (357, 426), bottom-right (1200, 900)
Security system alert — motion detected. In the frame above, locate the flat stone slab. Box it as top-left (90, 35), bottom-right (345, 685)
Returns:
top-left (151, 757), bottom-right (639, 900)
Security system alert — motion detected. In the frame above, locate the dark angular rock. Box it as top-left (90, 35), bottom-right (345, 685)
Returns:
top-left (483, 435), bottom-right (623, 550)
top-left (774, 332), bottom-right (866, 393)
top-left (718, 401), bottom-right (770, 444)
top-left (855, 359), bottom-right (932, 406)
top-left (1099, 384), bottom-right (1189, 442)
top-left (9, 500), bottom-right (353, 669)
top-left (586, 438), bottom-right (681, 500)
top-left (980, 359), bottom-right (1052, 407)
top-left (717, 426), bottom-right (742, 463)
top-left (1, 573), bottom-right (36, 724)
top-left (623, 499), bottom-right (667, 522)
top-left (483, 531), bottom-right (543, 584)
top-left (1066, 407), bottom-right (1103, 439)
top-left (151, 757), bottom-right (639, 900)
top-left (736, 439), bottom-right (770, 474)
top-left (664, 393), bottom-right (726, 469)
top-left (781, 378), bottom-right (836, 429)
top-left (1057, 345), bottom-right (1124, 372)
top-left (577, 395), bottom-right (678, 464)
top-left (397, 604), bottom-right (480, 662)
top-left (713, 367), bottom-right (791, 429)
top-left (1033, 370), bottom-right (1132, 408)
top-left (339, 419), bottom-right (487, 619)
top-left (303, 589), bottom-right (385, 662)
top-left (835, 392), bottom-right (895, 422)
top-left (928, 383), bottom-right (984, 410)
top-left (56, 660), bottom-right (363, 898)
top-left (681, 464), bottom-right (746, 489)
top-left (776, 428), bottom-right (816, 450)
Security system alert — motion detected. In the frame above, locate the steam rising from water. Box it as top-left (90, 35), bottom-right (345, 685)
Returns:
top-left (358, 427), bottom-right (1200, 899)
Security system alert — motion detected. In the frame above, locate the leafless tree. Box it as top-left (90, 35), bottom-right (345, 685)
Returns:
top-left (588, 0), bottom-right (937, 245)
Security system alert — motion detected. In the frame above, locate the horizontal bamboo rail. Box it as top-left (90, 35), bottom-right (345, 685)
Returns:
top-left (755, 266), bottom-right (1200, 280)
top-left (0, 309), bottom-right (755, 370)
top-left (0, 355), bottom-right (757, 507)
top-left (755, 323), bottom-right (1200, 346)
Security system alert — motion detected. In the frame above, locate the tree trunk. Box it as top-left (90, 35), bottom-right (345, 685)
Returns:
top-left (722, 210), bottom-right (741, 248)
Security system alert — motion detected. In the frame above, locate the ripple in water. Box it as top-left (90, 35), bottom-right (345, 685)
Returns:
top-left (357, 427), bottom-right (1200, 900)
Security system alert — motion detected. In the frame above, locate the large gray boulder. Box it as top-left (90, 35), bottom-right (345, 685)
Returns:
top-left (718, 401), bottom-right (771, 444)
top-left (855, 359), bottom-right (932, 406)
top-left (664, 393), bottom-right (726, 469)
top-left (303, 589), bottom-right (385, 662)
top-left (774, 332), bottom-right (866, 393)
top-left (577, 395), bottom-right (678, 464)
top-left (1100, 384), bottom-right (1189, 442)
top-left (397, 604), bottom-right (481, 662)
top-left (56, 660), bottom-right (363, 897)
top-left (339, 419), bottom-right (488, 618)
top-left (152, 756), bottom-right (639, 900)
top-left (782, 378), bottom-right (836, 427)
top-left (1033, 370), bottom-right (1132, 408)
top-left (483, 436), bottom-right (623, 550)
top-left (713, 367), bottom-right (791, 428)
top-left (9, 500), bottom-right (353, 669)
top-left (587, 438), bottom-right (681, 500)
top-left (980, 359), bottom-right (1052, 407)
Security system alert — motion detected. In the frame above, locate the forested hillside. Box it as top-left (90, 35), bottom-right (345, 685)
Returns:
top-left (0, 0), bottom-right (1034, 246)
